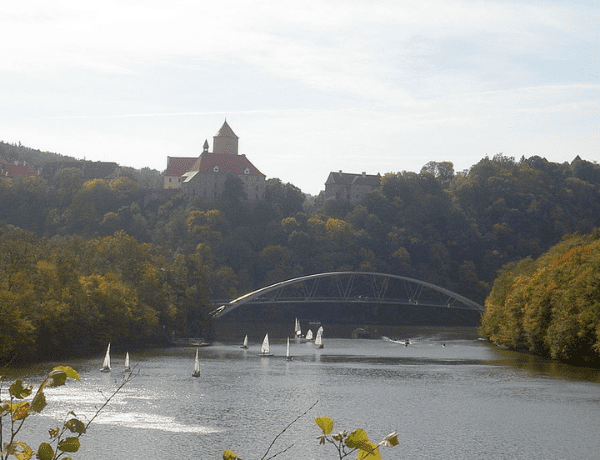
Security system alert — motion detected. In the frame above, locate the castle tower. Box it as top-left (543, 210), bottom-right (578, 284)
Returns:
top-left (212, 119), bottom-right (239, 155)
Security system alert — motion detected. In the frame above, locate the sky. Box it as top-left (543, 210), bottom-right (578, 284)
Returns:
top-left (1, 0), bottom-right (599, 195)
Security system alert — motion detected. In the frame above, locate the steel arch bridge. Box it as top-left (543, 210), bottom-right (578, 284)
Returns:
top-left (210, 271), bottom-right (485, 319)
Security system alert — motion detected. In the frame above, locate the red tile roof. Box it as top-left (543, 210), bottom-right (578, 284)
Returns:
top-left (196, 152), bottom-right (264, 176)
top-left (215, 120), bottom-right (238, 139)
top-left (164, 157), bottom-right (198, 177)
top-left (1, 161), bottom-right (40, 179)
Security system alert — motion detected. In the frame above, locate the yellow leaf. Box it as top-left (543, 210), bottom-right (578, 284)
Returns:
top-left (357, 442), bottom-right (382, 460)
top-left (12, 402), bottom-right (30, 420)
top-left (315, 416), bottom-right (334, 435)
top-left (222, 449), bottom-right (239, 460)
top-left (345, 428), bottom-right (370, 450)
top-left (53, 366), bottom-right (80, 381)
top-left (13, 441), bottom-right (33, 460)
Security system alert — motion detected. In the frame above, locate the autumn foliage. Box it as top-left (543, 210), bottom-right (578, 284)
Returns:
top-left (480, 230), bottom-right (600, 365)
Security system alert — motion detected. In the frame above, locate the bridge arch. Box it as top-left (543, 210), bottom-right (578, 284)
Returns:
top-left (211, 271), bottom-right (485, 319)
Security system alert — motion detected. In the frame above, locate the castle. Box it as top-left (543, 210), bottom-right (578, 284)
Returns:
top-left (165, 120), bottom-right (381, 204)
top-left (164, 120), bottom-right (266, 202)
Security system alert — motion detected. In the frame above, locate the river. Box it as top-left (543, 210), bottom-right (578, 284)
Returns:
top-left (4, 329), bottom-right (600, 460)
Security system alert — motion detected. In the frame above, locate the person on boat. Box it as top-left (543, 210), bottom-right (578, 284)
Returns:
top-left (405, 339), bottom-right (410, 347)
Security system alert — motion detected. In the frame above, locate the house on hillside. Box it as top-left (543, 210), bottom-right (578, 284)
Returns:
top-left (324, 170), bottom-right (381, 204)
top-left (164, 120), bottom-right (266, 202)
top-left (0, 159), bottom-right (40, 180)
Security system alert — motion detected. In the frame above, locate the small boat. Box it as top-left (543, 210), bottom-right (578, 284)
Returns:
top-left (305, 329), bottom-right (313, 341)
top-left (124, 352), bottom-right (130, 371)
top-left (192, 348), bottom-right (200, 377)
top-left (241, 335), bottom-right (249, 349)
top-left (285, 337), bottom-right (293, 361)
top-left (101, 343), bottom-right (111, 372)
top-left (294, 318), bottom-right (302, 339)
top-left (315, 327), bottom-right (324, 349)
top-left (259, 333), bottom-right (273, 356)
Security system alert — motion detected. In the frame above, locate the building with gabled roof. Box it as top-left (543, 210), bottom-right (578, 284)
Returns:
top-left (324, 170), bottom-right (381, 204)
top-left (164, 120), bottom-right (266, 202)
top-left (0, 159), bottom-right (41, 180)
top-left (164, 157), bottom-right (198, 189)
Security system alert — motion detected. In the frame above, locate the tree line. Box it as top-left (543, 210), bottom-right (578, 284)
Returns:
top-left (2, 147), bottom-right (600, 363)
top-left (480, 230), bottom-right (600, 366)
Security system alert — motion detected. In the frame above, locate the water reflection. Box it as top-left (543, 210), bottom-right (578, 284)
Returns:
top-left (483, 343), bottom-right (600, 383)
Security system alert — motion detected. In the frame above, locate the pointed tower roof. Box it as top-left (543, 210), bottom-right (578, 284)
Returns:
top-left (215, 119), bottom-right (238, 139)
top-left (203, 139), bottom-right (209, 152)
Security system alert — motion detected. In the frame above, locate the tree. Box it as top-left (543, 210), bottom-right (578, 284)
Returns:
top-left (265, 178), bottom-right (306, 218)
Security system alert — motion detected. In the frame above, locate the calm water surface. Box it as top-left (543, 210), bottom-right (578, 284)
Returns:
top-left (7, 333), bottom-right (600, 460)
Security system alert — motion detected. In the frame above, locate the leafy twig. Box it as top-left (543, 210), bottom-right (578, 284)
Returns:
top-left (260, 400), bottom-right (319, 460)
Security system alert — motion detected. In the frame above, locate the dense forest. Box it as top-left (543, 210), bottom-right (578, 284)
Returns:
top-left (2, 140), bottom-right (600, 364)
top-left (480, 230), bottom-right (600, 366)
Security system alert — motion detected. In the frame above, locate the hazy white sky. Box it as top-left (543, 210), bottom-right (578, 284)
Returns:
top-left (1, 0), bottom-right (599, 194)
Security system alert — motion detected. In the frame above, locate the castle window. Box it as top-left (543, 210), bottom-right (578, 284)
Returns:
top-left (244, 167), bottom-right (250, 175)
top-left (213, 165), bottom-right (220, 173)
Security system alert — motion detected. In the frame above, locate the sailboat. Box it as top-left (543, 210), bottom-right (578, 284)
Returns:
top-left (241, 335), bottom-right (249, 349)
top-left (294, 318), bottom-right (302, 339)
top-left (259, 333), bottom-right (273, 356)
top-left (123, 352), bottom-right (130, 372)
top-left (315, 326), bottom-right (324, 349)
top-left (305, 329), bottom-right (313, 341)
top-left (192, 348), bottom-right (200, 377)
top-left (101, 343), bottom-right (111, 372)
top-left (285, 337), bottom-right (293, 361)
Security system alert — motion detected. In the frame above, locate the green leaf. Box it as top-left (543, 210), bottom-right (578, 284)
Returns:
top-left (9, 380), bottom-right (32, 399)
top-left (43, 370), bottom-right (68, 388)
top-left (315, 416), bottom-right (334, 435)
top-left (57, 438), bottom-right (80, 453)
top-left (64, 418), bottom-right (86, 435)
top-left (222, 449), bottom-right (239, 460)
top-left (36, 443), bottom-right (55, 460)
top-left (53, 366), bottom-right (80, 381)
top-left (345, 428), bottom-right (370, 450)
top-left (379, 431), bottom-right (399, 447)
top-left (29, 390), bottom-right (47, 414)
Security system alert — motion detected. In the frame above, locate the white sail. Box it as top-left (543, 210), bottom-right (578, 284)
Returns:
top-left (286, 337), bottom-right (291, 360)
top-left (101, 343), bottom-right (111, 372)
top-left (306, 330), bottom-right (313, 341)
top-left (241, 335), bottom-right (248, 349)
top-left (315, 328), bottom-right (323, 348)
top-left (294, 318), bottom-right (302, 338)
top-left (124, 352), bottom-right (130, 371)
top-left (192, 348), bottom-right (200, 377)
top-left (260, 333), bottom-right (272, 355)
